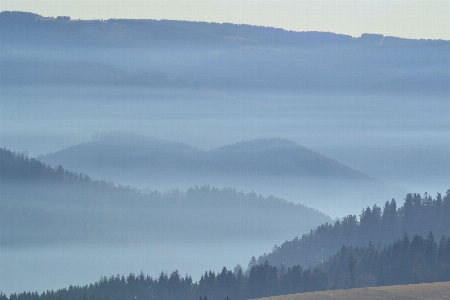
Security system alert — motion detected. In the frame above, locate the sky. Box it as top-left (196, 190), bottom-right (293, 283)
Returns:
top-left (1, 0), bottom-right (449, 40)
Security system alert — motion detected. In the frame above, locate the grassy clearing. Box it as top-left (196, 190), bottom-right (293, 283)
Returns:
top-left (250, 281), bottom-right (450, 300)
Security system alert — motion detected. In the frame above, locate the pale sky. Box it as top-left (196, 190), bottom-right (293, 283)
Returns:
top-left (1, 0), bottom-right (449, 40)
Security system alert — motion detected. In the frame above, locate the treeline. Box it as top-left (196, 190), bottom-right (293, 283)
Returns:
top-left (0, 146), bottom-right (148, 203)
top-left (326, 232), bottom-right (450, 289)
top-left (256, 190), bottom-right (450, 268)
top-left (0, 148), bottom-right (95, 183)
top-left (3, 11), bottom-right (448, 48)
top-left (3, 233), bottom-right (449, 300)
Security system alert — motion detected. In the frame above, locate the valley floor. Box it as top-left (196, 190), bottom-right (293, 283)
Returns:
top-left (250, 281), bottom-right (450, 300)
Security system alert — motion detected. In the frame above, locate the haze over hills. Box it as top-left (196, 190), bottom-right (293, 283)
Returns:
top-left (1, 10), bottom-right (449, 196)
top-left (39, 132), bottom-right (405, 217)
top-left (3, 145), bottom-right (448, 298)
top-left (41, 132), bottom-right (369, 179)
top-left (1, 145), bottom-right (336, 294)
top-left (1, 9), bottom-right (449, 298)
top-left (1, 146), bottom-right (332, 247)
top-left (1, 11), bottom-right (449, 94)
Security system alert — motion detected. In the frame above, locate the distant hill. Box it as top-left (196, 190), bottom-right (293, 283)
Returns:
top-left (0, 147), bottom-right (332, 248)
top-left (41, 132), bottom-right (370, 179)
top-left (1, 11), bottom-right (447, 47)
top-left (0, 11), bottom-right (365, 47)
top-left (208, 139), bottom-right (368, 179)
top-left (39, 132), bottom-right (405, 217)
top-left (1, 11), bottom-right (449, 94)
top-left (40, 132), bottom-right (202, 175)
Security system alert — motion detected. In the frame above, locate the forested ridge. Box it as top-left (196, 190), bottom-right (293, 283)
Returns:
top-left (0, 147), bottom-right (331, 246)
top-left (1, 147), bottom-right (98, 183)
top-left (2, 11), bottom-right (448, 48)
top-left (255, 189), bottom-right (450, 268)
top-left (2, 11), bottom-right (449, 94)
top-left (2, 232), bottom-right (449, 300)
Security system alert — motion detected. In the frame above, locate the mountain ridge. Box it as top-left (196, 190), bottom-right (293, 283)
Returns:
top-left (2, 11), bottom-right (449, 94)
top-left (208, 138), bottom-right (372, 179)
top-left (39, 132), bottom-right (406, 217)
top-left (0, 147), bottom-right (332, 248)
top-left (2, 11), bottom-right (448, 47)
top-left (41, 133), bottom-right (373, 181)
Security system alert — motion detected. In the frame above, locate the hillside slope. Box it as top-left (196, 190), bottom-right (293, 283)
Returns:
top-left (1, 147), bottom-right (332, 248)
top-left (251, 189), bottom-right (450, 270)
top-left (251, 281), bottom-right (450, 300)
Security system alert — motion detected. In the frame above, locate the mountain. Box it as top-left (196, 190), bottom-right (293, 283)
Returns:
top-left (207, 139), bottom-right (368, 179)
top-left (41, 132), bottom-right (369, 179)
top-left (40, 132), bottom-right (202, 175)
top-left (39, 132), bottom-right (405, 217)
top-left (1, 11), bottom-right (448, 196)
top-left (0, 147), bottom-right (332, 248)
top-left (1, 11), bottom-right (449, 94)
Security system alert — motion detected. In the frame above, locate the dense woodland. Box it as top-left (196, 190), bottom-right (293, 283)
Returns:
top-left (2, 232), bottom-right (449, 300)
top-left (256, 189), bottom-right (450, 268)
top-left (1, 147), bottom-right (101, 183)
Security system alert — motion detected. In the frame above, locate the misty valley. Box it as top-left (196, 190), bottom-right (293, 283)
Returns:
top-left (0, 11), bottom-right (450, 299)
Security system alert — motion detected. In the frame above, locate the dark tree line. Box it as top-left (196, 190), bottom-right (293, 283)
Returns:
top-left (0, 147), bottom-right (157, 201)
top-left (325, 232), bottom-right (450, 289)
top-left (256, 190), bottom-right (450, 268)
top-left (3, 233), bottom-right (449, 300)
top-left (0, 265), bottom-right (327, 300)
top-left (0, 148), bottom-right (123, 191)
top-left (1, 148), bottom-right (84, 183)
top-left (3, 11), bottom-right (448, 49)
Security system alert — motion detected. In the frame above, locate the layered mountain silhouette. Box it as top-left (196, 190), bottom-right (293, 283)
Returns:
top-left (40, 132), bottom-right (405, 217)
top-left (41, 132), bottom-right (369, 179)
top-left (1, 147), bottom-right (332, 248)
top-left (1, 11), bottom-right (449, 94)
